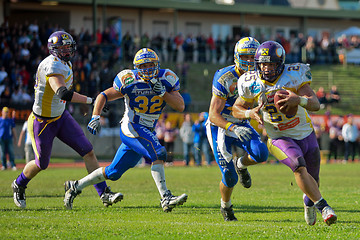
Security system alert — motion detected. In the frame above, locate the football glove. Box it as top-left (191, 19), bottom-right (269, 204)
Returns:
top-left (232, 125), bottom-right (252, 142)
top-left (149, 78), bottom-right (166, 97)
top-left (87, 115), bottom-right (101, 135)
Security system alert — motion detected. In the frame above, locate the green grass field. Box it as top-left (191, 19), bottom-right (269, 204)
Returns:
top-left (0, 163), bottom-right (359, 239)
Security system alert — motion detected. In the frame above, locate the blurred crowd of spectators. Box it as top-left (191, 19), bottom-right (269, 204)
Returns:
top-left (155, 112), bottom-right (214, 167)
top-left (122, 30), bottom-right (360, 66)
top-left (0, 21), bottom-right (123, 109)
top-left (1, 20), bottom-right (360, 111)
top-left (316, 85), bottom-right (341, 109)
top-left (313, 113), bottom-right (360, 163)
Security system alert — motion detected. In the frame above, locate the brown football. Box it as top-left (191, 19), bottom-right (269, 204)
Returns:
top-left (274, 90), bottom-right (298, 116)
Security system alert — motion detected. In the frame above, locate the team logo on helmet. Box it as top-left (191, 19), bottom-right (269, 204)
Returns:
top-left (276, 48), bottom-right (283, 57)
top-left (261, 48), bottom-right (269, 55)
top-left (48, 36), bottom-right (59, 44)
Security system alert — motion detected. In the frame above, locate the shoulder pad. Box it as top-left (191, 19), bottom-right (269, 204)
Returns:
top-left (161, 69), bottom-right (179, 86)
top-left (46, 57), bottom-right (68, 77)
top-left (117, 70), bottom-right (136, 86)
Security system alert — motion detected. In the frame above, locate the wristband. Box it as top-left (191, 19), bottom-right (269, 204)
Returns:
top-left (299, 96), bottom-right (308, 107)
top-left (86, 97), bottom-right (93, 104)
top-left (225, 122), bottom-right (234, 131)
top-left (244, 110), bottom-right (251, 118)
top-left (100, 92), bottom-right (108, 103)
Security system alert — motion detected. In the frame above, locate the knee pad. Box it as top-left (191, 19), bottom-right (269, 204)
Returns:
top-left (251, 142), bottom-right (269, 163)
top-left (258, 144), bottom-right (269, 163)
top-left (105, 166), bottom-right (123, 181)
top-left (156, 147), bottom-right (167, 161)
top-left (222, 168), bottom-right (238, 188)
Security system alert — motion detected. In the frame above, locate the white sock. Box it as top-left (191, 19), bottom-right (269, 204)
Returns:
top-left (77, 167), bottom-right (105, 191)
top-left (221, 198), bottom-right (232, 208)
top-left (237, 157), bottom-right (247, 169)
top-left (151, 164), bottom-right (168, 197)
top-left (314, 197), bottom-right (324, 206)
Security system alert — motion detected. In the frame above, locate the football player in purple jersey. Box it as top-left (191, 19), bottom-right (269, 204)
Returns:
top-left (64, 48), bottom-right (188, 212)
top-left (206, 37), bottom-right (268, 221)
top-left (11, 31), bottom-right (122, 209)
top-left (233, 41), bottom-right (337, 225)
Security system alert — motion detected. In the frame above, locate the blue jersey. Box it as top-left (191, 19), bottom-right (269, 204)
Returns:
top-left (206, 64), bottom-right (269, 188)
top-left (211, 65), bottom-right (245, 124)
top-left (0, 117), bottom-right (15, 140)
top-left (113, 68), bottom-right (180, 130)
top-left (104, 68), bottom-right (181, 179)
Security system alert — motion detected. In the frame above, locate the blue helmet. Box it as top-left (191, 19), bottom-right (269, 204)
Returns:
top-left (234, 37), bottom-right (260, 71)
top-left (47, 31), bottom-right (76, 62)
top-left (133, 48), bottom-right (160, 81)
top-left (255, 41), bottom-right (285, 82)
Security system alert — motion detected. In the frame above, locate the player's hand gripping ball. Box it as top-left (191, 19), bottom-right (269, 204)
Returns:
top-left (274, 90), bottom-right (298, 116)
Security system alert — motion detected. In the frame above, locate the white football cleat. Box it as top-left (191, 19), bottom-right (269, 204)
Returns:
top-left (160, 190), bottom-right (187, 212)
top-left (64, 180), bottom-right (81, 210)
top-left (322, 206), bottom-right (337, 226)
top-left (12, 180), bottom-right (26, 208)
top-left (100, 187), bottom-right (123, 207)
top-left (304, 204), bottom-right (317, 225)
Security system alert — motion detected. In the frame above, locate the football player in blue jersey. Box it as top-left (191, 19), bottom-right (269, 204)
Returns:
top-left (206, 37), bottom-right (269, 221)
top-left (64, 48), bottom-right (188, 212)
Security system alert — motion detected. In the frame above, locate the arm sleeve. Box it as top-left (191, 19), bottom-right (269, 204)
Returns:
top-left (56, 86), bottom-right (74, 101)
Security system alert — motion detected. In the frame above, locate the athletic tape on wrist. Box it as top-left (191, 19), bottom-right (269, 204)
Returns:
top-left (225, 122), bottom-right (235, 131)
top-left (86, 97), bottom-right (93, 104)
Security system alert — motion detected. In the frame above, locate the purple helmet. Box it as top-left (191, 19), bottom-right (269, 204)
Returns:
top-left (255, 41), bottom-right (285, 82)
top-left (47, 31), bottom-right (76, 62)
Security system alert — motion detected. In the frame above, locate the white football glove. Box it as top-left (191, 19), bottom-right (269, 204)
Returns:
top-left (149, 78), bottom-right (166, 97)
top-left (87, 115), bottom-right (101, 135)
top-left (232, 125), bottom-right (252, 142)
